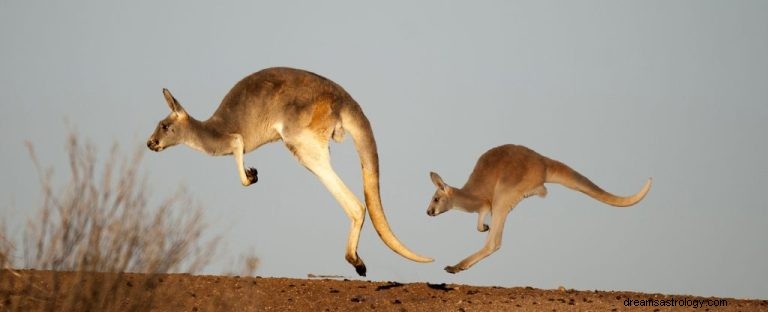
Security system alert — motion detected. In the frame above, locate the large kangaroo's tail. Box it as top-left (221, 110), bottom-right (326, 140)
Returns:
top-left (341, 104), bottom-right (433, 263)
top-left (545, 158), bottom-right (652, 207)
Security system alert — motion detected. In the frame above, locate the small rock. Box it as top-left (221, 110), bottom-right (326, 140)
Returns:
top-left (351, 295), bottom-right (365, 303)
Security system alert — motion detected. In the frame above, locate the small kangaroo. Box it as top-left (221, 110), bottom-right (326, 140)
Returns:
top-left (146, 67), bottom-right (432, 276)
top-left (427, 144), bottom-right (651, 273)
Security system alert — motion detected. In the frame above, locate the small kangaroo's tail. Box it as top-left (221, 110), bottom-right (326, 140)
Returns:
top-left (544, 158), bottom-right (651, 207)
top-left (340, 103), bottom-right (433, 263)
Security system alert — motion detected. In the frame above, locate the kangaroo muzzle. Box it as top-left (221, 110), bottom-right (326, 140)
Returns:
top-left (427, 207), bottom-right (445, 217)
top-left (146, 139), bottom-right (162, 152)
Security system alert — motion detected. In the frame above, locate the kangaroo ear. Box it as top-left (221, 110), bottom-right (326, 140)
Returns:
top-left (162, 88), bottom-right (187, 116)
top-left (430, 172), bottom-right (446, 191)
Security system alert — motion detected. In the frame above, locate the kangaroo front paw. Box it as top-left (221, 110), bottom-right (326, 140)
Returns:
top-left (444, 265), bottom-right (463, 274)
top-left (244, 167), bottom-right (258, 185)
top-left (477, 224), bottom-right (489, 232)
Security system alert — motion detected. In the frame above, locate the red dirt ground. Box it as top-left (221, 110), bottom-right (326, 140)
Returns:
top-left (1, 270), bottom-right (766, 311)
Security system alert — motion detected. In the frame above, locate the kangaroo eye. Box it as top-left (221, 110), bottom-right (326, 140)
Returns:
top-left (433, 197), bottom-right (439, 203)
top-left (161, 124), bottom-right (169, 130)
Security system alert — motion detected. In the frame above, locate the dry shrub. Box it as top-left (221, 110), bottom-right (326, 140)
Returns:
top-left (0, 133), bottom-right (219, 311)
top-left (0, 222), bottom-right (12, 272)
top-left (226, 250), bottom-right (261, 277)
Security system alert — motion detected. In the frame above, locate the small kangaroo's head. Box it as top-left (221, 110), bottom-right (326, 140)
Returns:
top-left (427, 172), bottom-right (455, 216)
top-left (147, 89), bottom-right (191, 152)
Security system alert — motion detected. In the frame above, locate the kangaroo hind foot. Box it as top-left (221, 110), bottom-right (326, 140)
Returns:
top-left (346, 252), bottom-right (367, 276)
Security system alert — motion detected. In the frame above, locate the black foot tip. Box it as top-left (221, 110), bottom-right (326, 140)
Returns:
top-left (245, 167), bottom-right (258, 184)
top-left (355, 264), bottom-right (367, 277)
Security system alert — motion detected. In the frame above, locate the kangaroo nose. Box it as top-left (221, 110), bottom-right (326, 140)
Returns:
top-left (147, 139), bottom-right (159, 150)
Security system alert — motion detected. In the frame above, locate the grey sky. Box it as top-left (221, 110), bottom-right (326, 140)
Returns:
top-left (1, 1), bottom-right (766, 299)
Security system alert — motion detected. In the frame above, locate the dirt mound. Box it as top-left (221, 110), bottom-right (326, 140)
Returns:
top-left (1, 270), bottom-right (765, 311)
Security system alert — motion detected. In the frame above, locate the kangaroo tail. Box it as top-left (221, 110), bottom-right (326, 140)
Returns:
top-left (545, 158), bottom-right (651, 207)
top-left (341, 104), bottom-right (433, 263)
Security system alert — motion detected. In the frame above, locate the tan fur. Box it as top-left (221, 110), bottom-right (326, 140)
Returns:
top-left (427, 144), bottom-right (651, 273)
top-left (147, 67), bottom-right (432, 276)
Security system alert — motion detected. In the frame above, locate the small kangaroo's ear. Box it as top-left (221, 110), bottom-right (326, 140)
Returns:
top-left (162, 88), bottom-right (187, 116)
top-left (430, 172), bottom-right (446, 191)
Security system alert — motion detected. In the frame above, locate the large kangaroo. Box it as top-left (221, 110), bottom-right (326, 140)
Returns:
top-left (146, 67), bottom-right (432, 276)
top-left (427, 144), bottom-right (651, 273)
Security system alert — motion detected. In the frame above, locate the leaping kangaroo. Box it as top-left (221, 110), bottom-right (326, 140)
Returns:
top-left (146, 67), bottom-right (433, 276)
top-left (427, 144), bottom-right (651, 273)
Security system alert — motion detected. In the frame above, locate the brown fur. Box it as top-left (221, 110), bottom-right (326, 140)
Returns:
top-left (428, 144), bottom-right (651, 273)
top-left (147, 67), bottom-right (432, 276)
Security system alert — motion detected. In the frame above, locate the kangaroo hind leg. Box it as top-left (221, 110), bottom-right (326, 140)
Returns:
top-left (284, 132), bottom-right (368, 276)
top-left (446, 192), bottom-right (522, 273)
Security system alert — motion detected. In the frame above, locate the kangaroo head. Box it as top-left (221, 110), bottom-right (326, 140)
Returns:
top-left (147, 89), bottom-right (191, 152)
top-left (427, 172), bottom-right (455, 216)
